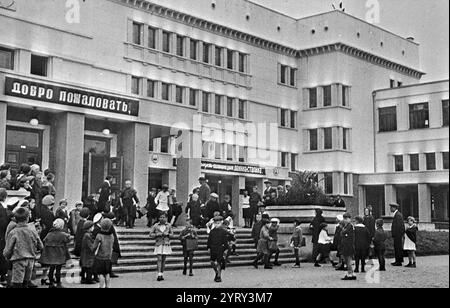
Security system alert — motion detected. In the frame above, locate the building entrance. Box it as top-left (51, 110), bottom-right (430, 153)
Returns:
top-left (5, 127), bottom-right (42, 172)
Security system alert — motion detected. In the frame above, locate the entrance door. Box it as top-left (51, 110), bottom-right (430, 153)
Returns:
top-left (5, 127), bottom-right (42, 172)
top-left (82, 137), bottom-right (110, 199)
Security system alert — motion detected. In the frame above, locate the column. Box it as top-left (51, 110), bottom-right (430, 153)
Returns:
top-left (54, 113), bottom-right (85, 208)
top-left (120, 122), bottom-right (150, 202)
top-left (232, 176), bottom-right (245, 227)
top-left (358, 186), bottom-right (366, 217)
top-left (0, 102), bottom-right (6, 164)
top-left (384, 184), bottom-right (397, 216)
top-left (177, 157), bottom-right (202, 225)
top-left (418, 184), bottom-right (432, 223)
top-left (162, 170), bottom-right (177, 189)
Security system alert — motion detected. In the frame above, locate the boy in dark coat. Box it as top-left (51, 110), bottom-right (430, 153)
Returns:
top-left (340, 213), bottom-right (356, 280)
top-left (207, 216), bottom-right (229, 283)
top-left (373, 219), bottom-right (388, 271)
top-left (185, 194), bottom-right (202, 228)
top-left (354, 216), bottom-right (372, 273)
top-left (310, 209), bottom-right (325, 262)
top-left (80, 221), bottom-right (96, 284)
top-left (73, 208), bottom-right (90, 257)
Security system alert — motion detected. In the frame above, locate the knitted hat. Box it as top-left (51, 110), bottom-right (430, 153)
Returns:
top-left (53, 218), bottom-right (65, 230)
top-left (83, 220), bottom-right (95, 231)
top-left (42, 195), bottom-right (55, 206)
top-left (100, 218), bottom-right (113, 231)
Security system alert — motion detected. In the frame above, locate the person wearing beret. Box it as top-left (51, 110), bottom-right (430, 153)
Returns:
top-left (390, 203), bottom-right (405, 266)
top-left (35, 195), bottom-right (56, 241)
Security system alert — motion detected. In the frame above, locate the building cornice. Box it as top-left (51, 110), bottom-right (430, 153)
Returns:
top-left (110, 0), bottom-right (425, 78)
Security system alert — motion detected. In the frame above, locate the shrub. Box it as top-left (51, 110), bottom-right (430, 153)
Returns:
top-left (384, 231), bottom-right (449, 257)
top-left (286, 171), bottom-right (334, 206)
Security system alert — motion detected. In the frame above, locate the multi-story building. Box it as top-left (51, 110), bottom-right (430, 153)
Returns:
top-left (1, 0), bottom-right (445, 226)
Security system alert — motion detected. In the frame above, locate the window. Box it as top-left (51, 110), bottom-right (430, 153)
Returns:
top-left (203, 43), bottom-right (210, 63)
top-left (426, 153), bottom-right (436, 170)
top-left (291, 154), bottom-right (297, 172)
top-left (132, 22), bottom-right (142, 45)
top-left (148, 27), bottom-right (156, 49)
top-left (190, 40), bottom-right (198, 60)
top-left (394, 155), bottom-right (404, 172)
top-left (342, 85), bottom-right (349, 107)
top-left (409, 103), bottom-right (429, 129)
top-left (238, 53), bottom-right (246, 73)
top-left (397, 81), bottom-right (403, 87)
top-left (290, 111), bottom-right (296, 129)
top-left (290, 68), bottom-right (296, 87)
top-left (131, 76), bottom-right (140, 95)
top-left (343, 128), bottom-right (350, 150)
top-left (215, 95), bottom-right (222, 115)
top-left (309, 129), bottom-right (318, 151)
top-left (189, 89), bottom-right (197, 106)
top-left (0, 47), bottom-right (14, 70)
top-left (226, 145), bottom-right (234, 161)
top-left (30, 55), bottom-right (48, 76)
top-left (379, 107), bottom-right (397, 132)
top-left (215, 143), bottom-right (222, 160)
top-left (161, 83), bottom-right (170, 101)
top-left (323, 85), bottom-right (332, 107)
top-left (324, 173), bottom-right (333, 194)
top-left (227, 98), bottom-right (234, 117)
top-left (238, 100), bottom-right (246, 119)
top-left (175, 86), bottom-right (184, 104)
top-left (227, 50), bottom-right (234, 70)
top-left (443, 100), bottom-right (449, 127)
top-left (147, 80), bottom-right (155, 98)
top-left (160, 136), bottom-right (169, 153)
top-left (202, 92), bottom-right (210, 112)
top-left (324, 127), bottom-right (332, 150)
top-left (281, 152), bottom-right (288, 168)
top-left (176, 35), bottom-right (184, 57)
top-left (162, 31), bottom-right (170, 53)
top-left (309, 88), bottom-right (317, 108)
top-left (344, 173), bottom-right (350, 195)
top-left (390, 79), bottom-right (396, 88)
top-left (238, 147), bottom-right (247, 162)
top-left (280, 109), bottom-right (287, 127)
top-left (215, 46), bottom-right (222, 67)
top-left (280, 65), bottom-right (287, 84)
top-left (443, 152), bottom-right (449, 170)
top-left (410, 154), bottom-right (419, 171)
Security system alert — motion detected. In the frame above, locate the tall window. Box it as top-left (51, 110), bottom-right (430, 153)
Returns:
top-left (203, 43), bottom-right (210, 64)
top-left (227, 98), bottom-right (234, 117)
top-left (148, 27), bottom-right (156, 49)
top-left (215, 143), bottom-right (222, 160)
top-left (147, 80), bottom-right (155, 98)
top-left (426, 153), bottom-right (436, 170)
top-left (323, 85), bottom-right (332, 107)
top-left (175, 86), bottom-right (183, 104)
top-left (238, 53), bottom-right (246, 73)
top-left (290, 111), bottom-right (296, 129)
top-left (176, 35), bottom-right (184, 57)
top-left (238, 100), bottom-right (246, 119)
top-left (215, 46), bottom-right (222, 67)
top-left (394, 155), bottom-right (404, 172)
top-left (215, 95), bottom-right (222, 115)
top-left (344, 173), bottom-right (350, 195)
top-left (280, 65), bottom-right (287, 84)
top-left (280, 109), bottom-right (287, 127)
top-left (379, 107), bottom-right (397, 132)
top-left (309, 88), bottom-right (317, 108)
top-left (202, 92), bottom-right (210, 112)
top-left (161, 83), bottom-right (170, 101)
top-left (343, 128), bottom-right (350, 150)
top-left (443, 100), bottom-right (449, 127)
top-left (409, 103), bottom-right (429, 129)
top-left (131, 76), bottom-right (140, 95)
top-left (0, 47), bottom-right (14, 70)
top-left (342, 85), bottom-right (349, 107)
top-left (162, 31), bottom-right (171, 53)
top-left (443, 152), bottom-right (449, 170)
top-left (189, 89), bottom-right (197, 106)
top-left (160, 136), bottom-right (169, 153)
top-left (291, 154), bottom-right (297, 172)
top-left (290, 68), bottom-right (296, 87)
top-left (227, 50), bottom-right (234, 70)
top-left (132, 22), bottom-right (142, 45)
top-left (324, 173), bottom-right (333, 194)
top-left (190, 40), bottom-right (198, 60)
top-left (309, 129), bottom-right (318, 151)
top-left (324, 127), bottom-right (333, 150)
top-left (238, 147), bottom-right (247, 162)
top-left (226, 145), bottom-right (234, 161)
top-left (410, 154), bottom-right (419, 171)
top-left (390, 79), bottom-right (396, 88)
top-left (281, 152), bottom-right (288, 168)
top-left (30, 55), bottom-right (48, 76)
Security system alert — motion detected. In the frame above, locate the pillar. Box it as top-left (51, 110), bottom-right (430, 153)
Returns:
top-left (176, 157), bottom-right (202, 226)
top-left (358, 186), bottom-right (366, 217)
top-left (120, 122), bottom-right (150, 203)
top-left (54, 112), bottom-right (85, 209)
top-left (418, 184), bottom-right (432, 223)
top-left (384, 184), bottom-right (397, 217)
top-left (162, 170), bottom-right (177, 190)
top-left (0, 102), bottom-right (6, 164)
top-left (232, 176), bottom-right (245, 227)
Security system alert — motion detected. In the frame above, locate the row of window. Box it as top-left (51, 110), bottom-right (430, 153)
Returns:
top-left (0, 47), bottom-right (49, 77)
top-left (390, 78), bottom-right (403, 88)
top-left (202, 142), bottom-right (248, 162)
top-left (379, 100), bottom-right (449, 132)
top-left (323, 172), bottom-right (353, 195)
top-left (280, 152), bottom-right (298, 171)
top-left (307, 84), bottom-right (350, 109)
top-left (278, 64), bottom-right (297, 87)
top-left (394, 152), bottom-right (449, 172)
top-left (308, 127), bottom-right (351, 152)
top-left (132, 22), bottom-right (248, 73)
top-left (279, 109), bottom-right (297, 129)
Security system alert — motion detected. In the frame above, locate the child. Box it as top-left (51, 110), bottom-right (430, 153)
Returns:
top-left (333, 215), bottom-right (346, 271)
top-left (404, 216), bottom-right (418, 268)
top-left (252, 216), bottom-right (272, 269)
top-left (73, 208), bottom-right (90, 257)
top-left (268, 218), bottom-right (281, 266)
top-left (354, 216), bottom-right (371, 273)
top-left (373, 218), bottom-right (387, 271)
top-left (55, 199), bottom-right (69, 231)
top-left (68, 201), bottom-right (84, 236)
top-left (149, 213), bottom-right (174, 281)
top-left (93, 218), bottom-right (115, 288)
top-left (223, 219), bottom-right (238, 264)
top-left (179, 218), bottom-right (198, 276)
top-left (3, 207), bottom-right (43, 288)
top-left (80, 221), bottom-right (96, 284)
top-left (341, 213), bottom-right (356, 280)
top-left (39, 218), bottom-right (71, 288)
top-left (207, 216), bottom-right (229, 283)
top-left (315, 223), bottom-right (336, 267)
top-left (206, 211), bottom-right (221, 234)
top-left (185, 194), bottom-right (202, 228)
top-left (290, 219), bottom-right (303, 268)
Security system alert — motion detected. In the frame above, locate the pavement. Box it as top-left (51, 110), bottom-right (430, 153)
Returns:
top-left (50, 255), bottom-right (449, 289)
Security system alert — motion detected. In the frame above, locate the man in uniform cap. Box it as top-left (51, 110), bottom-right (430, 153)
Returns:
top-left (207, 216), bottom-right (228, 283)
top-left (390, 203), bottom-right (405, 266)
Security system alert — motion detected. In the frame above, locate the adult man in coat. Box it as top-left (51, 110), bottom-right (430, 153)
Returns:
top-left (198, 177), bottom-right (211, 207)
top-left (97, 176), bottom-right (113, 214)
top-left (119, 180), bottom-right (140, 229)
top-left (390, 203), bottom-right (405, 266)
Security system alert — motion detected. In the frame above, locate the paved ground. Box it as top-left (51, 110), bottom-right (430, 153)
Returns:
top-left (51, 255), bottom-right (449, 289)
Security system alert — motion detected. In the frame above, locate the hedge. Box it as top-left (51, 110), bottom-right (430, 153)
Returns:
top-left (384, 231), bottom-right (449, 257)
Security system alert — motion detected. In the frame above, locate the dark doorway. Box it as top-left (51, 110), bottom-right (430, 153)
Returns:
top-left (5, 127), bottom-right (42, 173)
top-left (365, 186), bottom-right (385, 218)
top-left (397, 185), bottom-right (419, 219)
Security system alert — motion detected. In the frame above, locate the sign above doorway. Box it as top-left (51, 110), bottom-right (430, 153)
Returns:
top-left (201, 160), bottom-right (266, 176)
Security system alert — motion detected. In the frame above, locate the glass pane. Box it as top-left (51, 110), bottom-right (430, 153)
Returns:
top-left (6, 130), bottom-right (39, 148)
top-left (84, 139), bottom-right (108, 155)
top-left (0, 48), bottom-right (13, 70)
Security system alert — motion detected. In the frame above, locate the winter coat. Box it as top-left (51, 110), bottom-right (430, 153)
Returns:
top-left (80, 232), bottom-right (95, 268)
top-left (340, 223), bottom-right (355, 257)
top-left (3, 223), bottom-right (43, 261)
top-left (39, 229), bottom-right (71, 266)
top-left (373, 227), bottom-right (388, 250)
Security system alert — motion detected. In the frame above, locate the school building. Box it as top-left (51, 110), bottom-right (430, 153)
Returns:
top-left (0, 0), bottom-right (447, 225)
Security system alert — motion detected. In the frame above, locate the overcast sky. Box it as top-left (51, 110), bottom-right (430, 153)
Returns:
top-left (252, 0), bottom-right (449, 82)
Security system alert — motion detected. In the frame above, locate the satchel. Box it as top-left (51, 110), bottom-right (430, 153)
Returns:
top-left (185, 238), bottom-right (198, 251)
